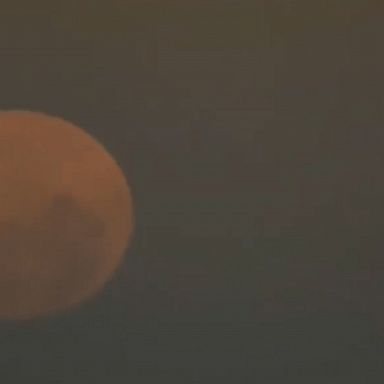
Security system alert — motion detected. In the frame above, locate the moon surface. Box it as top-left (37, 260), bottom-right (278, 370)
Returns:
top-left (0, 111), bottom-right (134, 320)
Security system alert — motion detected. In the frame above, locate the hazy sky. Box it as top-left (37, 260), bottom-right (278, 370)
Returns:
top-left (0, 1), bottom-right (384, 382)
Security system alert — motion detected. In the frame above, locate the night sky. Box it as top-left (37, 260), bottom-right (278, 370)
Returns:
top-left (1, 1), bottom-right (384, 382)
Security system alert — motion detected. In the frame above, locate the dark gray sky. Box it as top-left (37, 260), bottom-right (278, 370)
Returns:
top-left (1, 1), bottom-right (384, 382)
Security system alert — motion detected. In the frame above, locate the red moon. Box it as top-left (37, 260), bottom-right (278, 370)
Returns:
top-left (0, 111), bottom-right (134, 320)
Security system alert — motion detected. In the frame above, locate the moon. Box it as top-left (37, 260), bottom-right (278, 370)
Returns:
top-left (0, 110), bottom-right (134, 320)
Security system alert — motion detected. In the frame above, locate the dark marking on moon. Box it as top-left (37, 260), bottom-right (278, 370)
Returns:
top-left (0, 194), bottom-right (109, 317)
